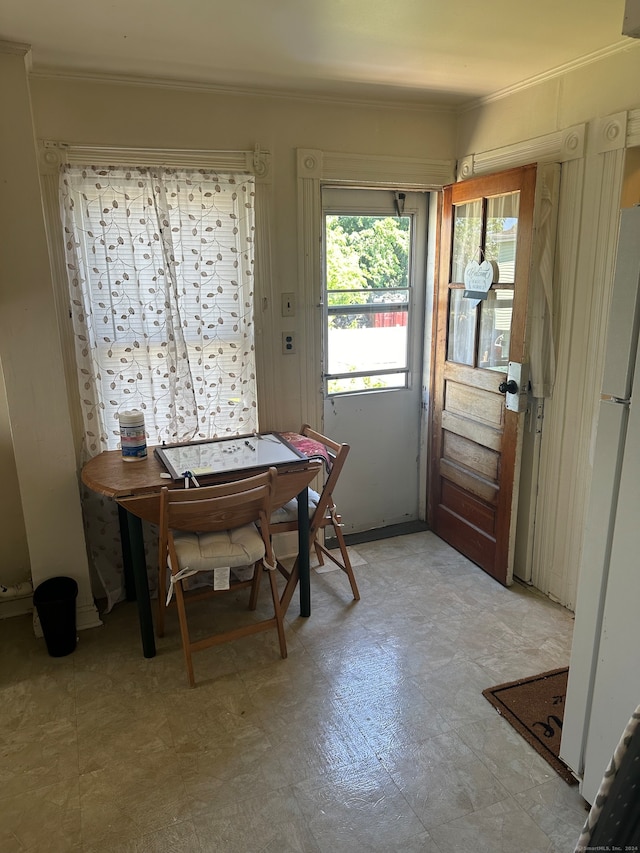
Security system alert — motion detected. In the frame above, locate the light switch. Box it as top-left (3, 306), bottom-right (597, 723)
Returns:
top-left (281, 292), bottom-right (296, 317)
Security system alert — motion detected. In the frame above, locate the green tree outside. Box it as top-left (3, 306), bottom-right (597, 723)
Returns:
top-left (325, 215), bottom-right (410, 329)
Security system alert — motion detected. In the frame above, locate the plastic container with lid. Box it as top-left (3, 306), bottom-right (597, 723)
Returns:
top-left (119, 410), bottom-right (147, 461)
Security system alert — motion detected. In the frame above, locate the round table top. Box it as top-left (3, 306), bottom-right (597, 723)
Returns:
top-left (82, 448), bottom-right (169, 498)
top-left (81, 446), bottom-right (321, 524)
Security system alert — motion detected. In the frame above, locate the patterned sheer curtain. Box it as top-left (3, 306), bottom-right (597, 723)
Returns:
top-left (60, 164), bottom-right (258, 609)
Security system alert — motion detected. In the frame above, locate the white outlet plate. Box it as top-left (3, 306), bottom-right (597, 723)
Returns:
top-left (282, 332), bottom-right (295, 354)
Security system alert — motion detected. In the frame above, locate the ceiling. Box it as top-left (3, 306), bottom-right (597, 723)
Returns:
top-left (0, 0), bottom-right (634, 107)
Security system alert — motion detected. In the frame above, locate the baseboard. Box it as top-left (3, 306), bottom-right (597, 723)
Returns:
top-left (76, 601), bottom-right (103, 631)
top-left (327, 520), bottom-right (430, 549)
top-left (278, 520), bottom-right (431, 556)
top-left (0, 595), bottom-right (33, 620)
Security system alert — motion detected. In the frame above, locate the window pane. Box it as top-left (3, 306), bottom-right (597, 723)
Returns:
top-left (485, 192), bottom-right (519, 284)
top-left (324, 211), bottom-right (412, 394)
top-left (479, 288), bottom-right (513, 370)
top-left (447, 289), bottom-right (476, 366)
top-left (327, 313), bottom-right (408, 374)
top-left (328, 373), bottom-right (406, 394)
top-left (452, 200), bottom-right (482, 283)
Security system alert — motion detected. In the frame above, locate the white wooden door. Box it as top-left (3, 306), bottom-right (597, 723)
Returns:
top-left (321, 188), bottom-right (428, 534)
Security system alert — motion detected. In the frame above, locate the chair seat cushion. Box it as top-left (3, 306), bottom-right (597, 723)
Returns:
top-left (270, 489), bottom-right (320, 524)
top-left (172, 523), bottom-right (265, 572)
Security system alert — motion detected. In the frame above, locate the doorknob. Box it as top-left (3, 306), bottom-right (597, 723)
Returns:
top-left (499, 380), bottom-right (518, 394)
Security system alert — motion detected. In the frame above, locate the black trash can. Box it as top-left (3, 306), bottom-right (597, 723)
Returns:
top-left (33, 576), bottom-right (78, 657)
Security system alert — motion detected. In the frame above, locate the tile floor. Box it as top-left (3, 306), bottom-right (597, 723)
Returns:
top-left (0, 531), bottom-right (589, 852)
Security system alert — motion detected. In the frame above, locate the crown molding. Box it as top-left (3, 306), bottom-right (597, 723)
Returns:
top-left (21, 36), bottom-right (640, 117)
top-left (0, 40), bottom-right (31, 56)
top-left (30, 66), bottom-right (455, 115)
top-left (459, 38), bottom-right (639, 113)
top-left (0, 40), bottom-right (32, 72)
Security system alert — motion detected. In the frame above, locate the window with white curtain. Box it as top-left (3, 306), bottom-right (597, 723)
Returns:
top-left (60, 164), bottom-right (258, 456)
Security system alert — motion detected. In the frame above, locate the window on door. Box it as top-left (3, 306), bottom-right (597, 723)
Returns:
top-left (323, 206), bottom-right (414, 395)
top-left (447, 191), bottom-right (520, 371)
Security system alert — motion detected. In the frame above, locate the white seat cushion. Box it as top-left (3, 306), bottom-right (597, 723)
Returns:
top-left (172, 522), bottom-right (265, 572)
top-left (270, 489), bottom-right (320, 524)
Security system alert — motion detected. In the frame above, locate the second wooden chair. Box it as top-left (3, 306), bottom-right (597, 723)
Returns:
top-left (271, 424), bottom-right (360, 612)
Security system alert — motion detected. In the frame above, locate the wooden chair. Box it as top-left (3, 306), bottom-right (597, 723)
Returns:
top-left (157, 467), bottom-right (285, 687)
top-left (272, 424), bottom-right (360, 612)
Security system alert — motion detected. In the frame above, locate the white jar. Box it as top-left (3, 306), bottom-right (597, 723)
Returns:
top-left (119, 410), bottom-right (147, 461)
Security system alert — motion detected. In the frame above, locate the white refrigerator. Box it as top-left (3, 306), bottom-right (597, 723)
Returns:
top-left (560, 204), bottom-right (640, 805)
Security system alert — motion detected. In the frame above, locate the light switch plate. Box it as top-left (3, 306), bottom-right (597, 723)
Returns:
top-left (281, 292), bottom-right (296, 317)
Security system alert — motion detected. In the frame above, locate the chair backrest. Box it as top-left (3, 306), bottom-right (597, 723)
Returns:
top-left (159, 467), bottom-right (277, 551)
top-left (159, 467), bottom-right (279, 573)
top-left (298, 424), bottom-right (350, 535)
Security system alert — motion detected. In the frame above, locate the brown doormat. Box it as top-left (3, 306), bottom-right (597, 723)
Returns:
top-left (482, 667), bottom-right (577, 785)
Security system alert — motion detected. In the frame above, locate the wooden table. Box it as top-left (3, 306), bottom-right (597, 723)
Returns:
top-left (81, 436), bottom-right (321, 658)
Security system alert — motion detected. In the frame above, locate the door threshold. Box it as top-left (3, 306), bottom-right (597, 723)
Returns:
top-left (327, 520), bottom-right (429, 549)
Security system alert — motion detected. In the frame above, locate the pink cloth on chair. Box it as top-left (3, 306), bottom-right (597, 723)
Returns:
top-left (280, 432), bottom-right (332, 474)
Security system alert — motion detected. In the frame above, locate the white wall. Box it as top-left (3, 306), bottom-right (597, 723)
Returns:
top-left (0, 357), bottom-right (30, 587)
top-left (0, 47), bottom-right (100, 628)
top-left (0, 65), bottom-right (456, 603)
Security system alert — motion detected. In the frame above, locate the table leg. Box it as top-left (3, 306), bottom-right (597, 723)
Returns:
top-left (117, 504), bottom-right (136, 601)
top-left (117, 506), bottom-right (156, 658)
top-left (297, 486), bottom-right (311, 617)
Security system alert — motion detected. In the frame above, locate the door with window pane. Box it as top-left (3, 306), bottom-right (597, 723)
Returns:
top-left (430, 165), bottom-right (536, 585)
top-left (322, 188), bottom-right (427, 535)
